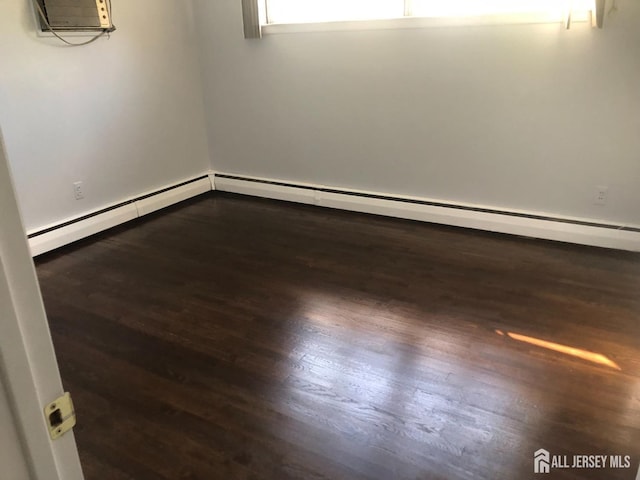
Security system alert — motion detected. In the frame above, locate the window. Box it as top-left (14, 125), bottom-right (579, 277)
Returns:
top-left (243, 0), bottom-right (601, 39)
top-left (409, 0), bottom-right (594, 18)
top-left (266, 0), bottom-right (404, 24)
top-left (264, 0), bottom-right (596, 25)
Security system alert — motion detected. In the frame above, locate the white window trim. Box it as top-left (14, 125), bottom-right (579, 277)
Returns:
top-left (262, 11), bottom-right (594, 36)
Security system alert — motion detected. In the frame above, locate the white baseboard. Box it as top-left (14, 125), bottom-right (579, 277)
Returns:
top-left (26, 171), bottom-right (640, 256)
top-left (28, 204), bottom-right (138, 257)
top-left (136, 178), bottom-right (211, 217)
top-left (28, 176), bottom-right (212, 257)
top-left (217, 176), bottom-right (317, 205)
top-left (214, 174), bottom-right (640, 252)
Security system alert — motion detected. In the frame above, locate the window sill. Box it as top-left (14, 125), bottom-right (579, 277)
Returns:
top-left (262, 12), bottom-right (593, 35)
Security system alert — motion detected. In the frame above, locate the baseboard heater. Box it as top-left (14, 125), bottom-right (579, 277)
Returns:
top-left (214, 173), bottom-right (640, 252)
top-left (28, 175), bottom-right (213, 256)
top-left (25, 172), bottom-right (640, 255)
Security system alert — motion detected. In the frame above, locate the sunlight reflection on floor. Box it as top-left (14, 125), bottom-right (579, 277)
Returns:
top-left (496, 329), bottom-right (621, 371)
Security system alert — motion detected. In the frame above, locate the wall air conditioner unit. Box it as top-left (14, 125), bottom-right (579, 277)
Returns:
top-left (35, 0), bottom-right (115, 32)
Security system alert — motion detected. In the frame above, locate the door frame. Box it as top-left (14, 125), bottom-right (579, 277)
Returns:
top-left (0, 126), bottom-right (84, 480)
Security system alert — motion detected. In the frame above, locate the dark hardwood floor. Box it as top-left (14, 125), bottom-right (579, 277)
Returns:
top-left (36, 192), bottom-right (640, 480)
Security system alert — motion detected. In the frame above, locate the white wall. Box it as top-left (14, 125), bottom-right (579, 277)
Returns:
top-left (0, 0), bottom-right (210, 232)
top-left (194, 1), bottom-right (640, 226)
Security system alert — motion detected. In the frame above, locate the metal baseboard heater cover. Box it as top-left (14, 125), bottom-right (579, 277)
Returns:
top-left (214, 174), bottom-right (639, 234)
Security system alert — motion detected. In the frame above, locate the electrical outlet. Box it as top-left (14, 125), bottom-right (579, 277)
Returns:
top-left (73, 181), bottom-right (84, 200)
top-left (594, 185), bottom-right (608, 206)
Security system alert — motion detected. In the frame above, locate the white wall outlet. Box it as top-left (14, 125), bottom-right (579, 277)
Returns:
top-left (73, 181), bottom-right (84, 200)
top-left (594, 185), bottom-right (608, 206)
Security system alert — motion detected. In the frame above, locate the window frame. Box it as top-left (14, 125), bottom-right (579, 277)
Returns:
top-left (243, 0), bottom-right (603, 39)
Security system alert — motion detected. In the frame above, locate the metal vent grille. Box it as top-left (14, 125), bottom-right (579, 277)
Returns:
top-left (36, 0), bottom-right (112, 31)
